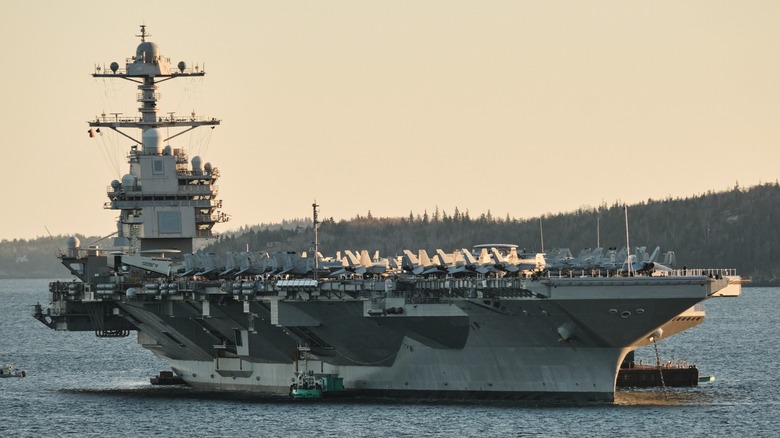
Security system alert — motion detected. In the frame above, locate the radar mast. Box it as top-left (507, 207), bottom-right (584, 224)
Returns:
top-left (95, 26), bottom-right (228, 257)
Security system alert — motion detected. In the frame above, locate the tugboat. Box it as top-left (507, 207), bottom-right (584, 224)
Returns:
top-left (289, 345), bottom-right (344, 399)
top-left (290, 370), bottom-right (322, 399)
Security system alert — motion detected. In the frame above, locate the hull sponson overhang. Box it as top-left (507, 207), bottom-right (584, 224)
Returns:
top-left (38, 272), bottom-right (728, 401)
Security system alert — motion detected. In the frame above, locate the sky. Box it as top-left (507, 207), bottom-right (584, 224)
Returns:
top-left (1, 1), bottom-right (779, 241)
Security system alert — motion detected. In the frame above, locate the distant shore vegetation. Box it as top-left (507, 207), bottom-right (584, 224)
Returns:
top-left (3, 182), bottom-right (779, 285)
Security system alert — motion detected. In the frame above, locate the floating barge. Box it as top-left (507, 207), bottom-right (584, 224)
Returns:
top-left (617, 364), bottom-right (700, 388)
top-left (617, 351), bottom-right (702, 388)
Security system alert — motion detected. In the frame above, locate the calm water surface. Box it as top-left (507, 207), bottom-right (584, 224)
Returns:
top-left (1, 279), bottom-right (778, 437)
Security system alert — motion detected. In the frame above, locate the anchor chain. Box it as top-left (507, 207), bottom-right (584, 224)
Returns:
top-left (652, 338), bottom-right (668, 399)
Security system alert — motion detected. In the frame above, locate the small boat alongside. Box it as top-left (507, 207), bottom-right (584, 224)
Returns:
top-left (290, 345), bottom-right (344, 399)
top-left (150, 370), bottom-right (184, 385)
top-left (290, 372), bottom-right (346, 399)
top-left (290, 371), bottom-right (323, 399)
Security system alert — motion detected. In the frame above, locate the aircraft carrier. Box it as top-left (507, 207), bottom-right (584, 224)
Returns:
top-left (33, 27), bottom-right (742, 401)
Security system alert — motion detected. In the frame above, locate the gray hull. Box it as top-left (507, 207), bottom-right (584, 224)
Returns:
top-left (81, 275), bottom-right (726, 402)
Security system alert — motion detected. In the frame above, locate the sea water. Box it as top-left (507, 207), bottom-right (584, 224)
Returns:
top-left (1, 278), bottom-right (778, 437)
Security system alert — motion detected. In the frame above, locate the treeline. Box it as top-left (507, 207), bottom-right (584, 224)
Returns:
top-left (0, 234), bottom-right (104, 279)
top-left (208, 182), bottom-right (780, 285)
top-left (4, 183), bottom-right (780, 284)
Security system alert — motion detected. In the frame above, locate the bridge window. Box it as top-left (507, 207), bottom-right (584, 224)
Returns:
top-left (153, 159), bottom-right (164, 175)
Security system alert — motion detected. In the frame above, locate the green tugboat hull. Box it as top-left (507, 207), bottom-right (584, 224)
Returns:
top-left (292, 388), bottom-right (322, 399)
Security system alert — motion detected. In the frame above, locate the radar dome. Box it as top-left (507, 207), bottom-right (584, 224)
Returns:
top-left (121, 173), bottom-right (136, 188)
top-left (110, 62), bottom-right (119, 73)
top-left (142, 128), bottom-right (163, 154)
top-left (66, 236), bottom-right (80, 249)
top-left (204, 162), bottom-right (212, 173)
top-left (111, 179), bottom-right (120, 189)
top-left (136, 41), bottom-right (160, 64)
top-left (163, 145), bottom-right (172, 156)
top-left (177, 61), bottom-right (186, 73)
top-left (192, 156), bottom-right (202, 175)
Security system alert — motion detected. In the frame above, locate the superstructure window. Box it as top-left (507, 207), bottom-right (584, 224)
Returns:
top-left (158, 211), bottom-right (182, 234)
top-left (153, 159), bottom-right (164, 175)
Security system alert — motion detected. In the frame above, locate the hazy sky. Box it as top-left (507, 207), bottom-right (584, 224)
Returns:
top-left (2, 1), bottom-right (778, 241)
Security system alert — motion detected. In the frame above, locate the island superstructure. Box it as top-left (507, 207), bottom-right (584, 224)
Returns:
top-left (92, 25), bottom-right (225, 258)
top-left (33, 27), bottom-right (741, 401)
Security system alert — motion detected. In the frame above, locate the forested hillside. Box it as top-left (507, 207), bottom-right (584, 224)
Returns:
top-left (208, 183), bottom-right (780, 285)
top-left (3, 183), bottom-right (779, 284)
top-left (0, 234), bottom-right (103, 279)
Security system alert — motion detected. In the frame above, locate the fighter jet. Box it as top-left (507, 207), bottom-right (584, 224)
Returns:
top-left (329, 250), bottom-right (388, 277)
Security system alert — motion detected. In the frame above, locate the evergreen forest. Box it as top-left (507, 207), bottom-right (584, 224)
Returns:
top-left (2, 183), bottom-right (779, 285)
